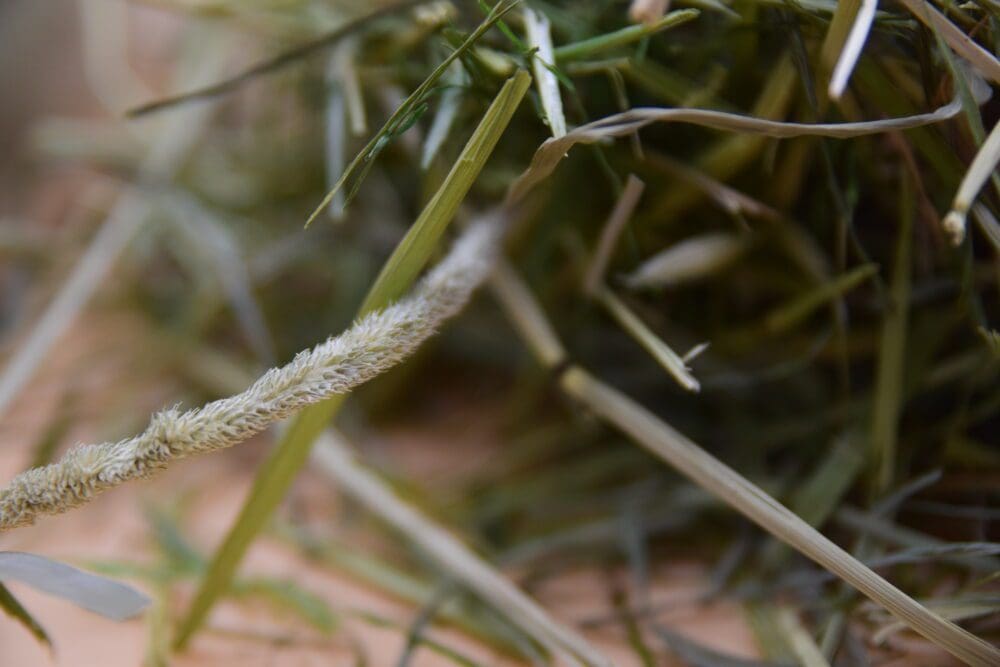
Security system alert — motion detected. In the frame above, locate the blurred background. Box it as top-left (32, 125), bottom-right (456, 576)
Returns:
top-left (0, 0), bottom-right (997, 665)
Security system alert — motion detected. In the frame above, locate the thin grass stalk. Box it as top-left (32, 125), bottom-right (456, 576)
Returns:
top-left (647, 154), bottom-right (782, 223)
top-left (746, 602), bottom-right (794, 663)
top-left (274, 525), bottom-right (540, 657)
top-left (972, 203), bottom-right (1000, 255)
top-left (594, 286), bottom-right (700, 392)
top-left (361, 70), bottom-right (531, 312)
top-left (313, 431), bottom-right (611, 667)
top-left (819, 0), bottom-right (862, 84)
top-left (583, 174), bottom-right (645, 296)
top-left (337, 36), bottom-right (367, 137)
top-left (489, 261), bottom-right (1000, 667)
top-left (775, 608), bottom-right (831, 667)
top-left (761, 436), bottom-right (865, 567)
top-left (554, 10), bottom-right (698, 62)
top-left (79, 0), bottom-right (149, 112)
top-left (944, 119), bottom-right (1000, 245)
top-left (126, 1), bottom-right (428, 117)
top-left (764, 263), bottom-right (878, 334)
top-left (172, 70), bottom-right (531, 650)
top-left (159, 192), bottom-right (275, 363)
top-left (827, 0), bottom-right (877, 100)
top-left (507, 71), bottom-right (983, 206)
top-left (624, 233), bottom-right (745, 289)
top-left (640, 56), bottom-right (797, 223)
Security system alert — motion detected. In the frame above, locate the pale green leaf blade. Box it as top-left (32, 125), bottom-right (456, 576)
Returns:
top-left (173, 69), bottom-right (530, 650)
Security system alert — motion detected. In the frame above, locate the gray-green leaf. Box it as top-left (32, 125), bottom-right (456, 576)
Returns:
top-left (0, 551), bottom-right (149, 621)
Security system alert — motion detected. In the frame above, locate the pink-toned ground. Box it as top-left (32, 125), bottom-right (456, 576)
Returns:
top-left (0, 310), bottom-right (765, 666)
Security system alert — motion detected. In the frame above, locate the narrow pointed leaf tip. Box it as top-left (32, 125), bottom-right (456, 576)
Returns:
top-left (304, 0), bottom-right (523, 227)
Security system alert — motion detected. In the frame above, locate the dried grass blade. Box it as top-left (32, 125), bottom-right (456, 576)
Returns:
top-left (595, 286), bottom-right (700, 392)
top-left (775, 608), bottom-right (830, 667)
top-left (944, 119), bottom-right (1000, 245)
top-left (160, 192), bottom-right (275, 363)
top-left (641, 58), bottom-right (797, 221)
top-left (569, 368), bottom-right (1000, 666)
top-left (827, 0), bottom-right (878, 100)
top-left (761, 436), bottom-right (866, 566)
top-left (649, 154), bottom-right (782, 222)
top-left (525, 7), bottom-right (566, 138)
top-left (507, 79), bottom-right (986, 204)
top-left (624, 233), bottom-right (745, 289)
top-left (655, 623), bottom-right (777, 667)
top-left (313, 431), bottom-right (610, 667)
top-left (324, 55), bottom-right (349, 221)
top-left (583, 174), bottom-right (645, 295)
top-left (972, 203), bottom-right (1000, 254)
top-left (490, 265), bottom-right (1000, 667)
top-left (895, 0), bottom-right (1000, 85)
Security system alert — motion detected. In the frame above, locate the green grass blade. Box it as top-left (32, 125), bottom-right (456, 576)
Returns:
top-left (171, 399), bottom-right (334, 650)
top-left (764, 263), bottom-right (878, 334)
top-left (0, 582), bottom-right (51, 649)
top-left (305, 0), bottom-right (521, 226)
top-left (362, 69), bottom-right (530, 310)
top-left (554, 10), bottom-right (699, 62)
top-left (172, 69), bottom-right (531, 651)
top-left (872, 175), bottom-right (913, 492)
